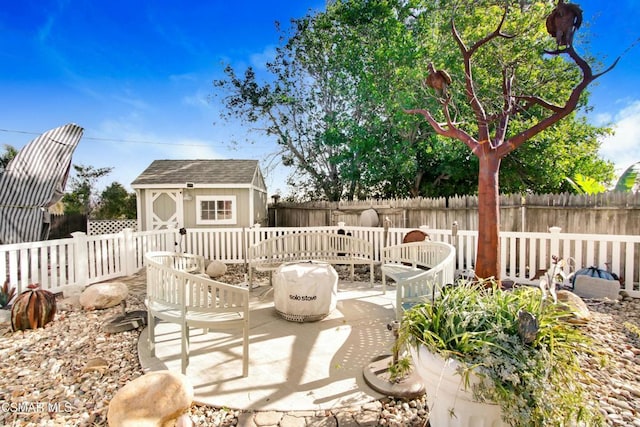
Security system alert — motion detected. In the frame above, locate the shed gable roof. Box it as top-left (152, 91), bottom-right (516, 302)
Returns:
top-left (131, 159), bottom-right (260, 187)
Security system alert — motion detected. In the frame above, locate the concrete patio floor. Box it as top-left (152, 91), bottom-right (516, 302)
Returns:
top-left (137, 281), bottom-right (399, 411)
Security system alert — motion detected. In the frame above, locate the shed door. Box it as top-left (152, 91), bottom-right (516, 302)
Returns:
top-left (146, 190), bottom-right (184, 230)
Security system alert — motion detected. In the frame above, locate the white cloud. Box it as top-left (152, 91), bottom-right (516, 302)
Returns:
top-left (593, 112), bottom-right (613, 126)
top-left (250, 46), bottom-right (277, 71)
top-left (598, 100), bottom-right (640, 174)
top-left (182, 89), bottom-right (211, 110)
top-left (169, 72), bottom-right (198, 83)
top-left (79, 119), bottom-right (224, 191)
top-left (163, 138), bottom-right (221, 159)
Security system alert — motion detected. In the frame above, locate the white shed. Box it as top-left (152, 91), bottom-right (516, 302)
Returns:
top-left (131, 159), bottom-right (268, 231)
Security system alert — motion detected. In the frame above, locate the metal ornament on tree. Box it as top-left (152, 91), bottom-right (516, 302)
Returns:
top-left (425, 62), bottom-right (452, 100)
top-left (546, 0), bottom-right (583, 48)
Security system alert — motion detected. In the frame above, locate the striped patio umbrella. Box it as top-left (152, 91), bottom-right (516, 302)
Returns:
top-left (0, 123), bottom-right (84, 244)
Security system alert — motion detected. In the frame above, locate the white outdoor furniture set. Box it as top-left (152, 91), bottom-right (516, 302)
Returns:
top-left (381, 241), bottom-right (456, 320)
top-left (145, 251), bottom-right (250, 376)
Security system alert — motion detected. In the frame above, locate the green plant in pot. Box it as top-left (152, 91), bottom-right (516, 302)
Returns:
top-left (0, 278), bottom-right (17, 324)
top-left (398, 280), bottom-right (604, 427)
top-left (1, 278), bottom-right (16, 309)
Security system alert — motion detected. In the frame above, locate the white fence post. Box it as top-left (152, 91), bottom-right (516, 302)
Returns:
top-left (71, 232), bottom-right (89, 285)
top-left (121, 228), bottom-right (136, 276)
top-left (549, 226), bottom-right (562, 259)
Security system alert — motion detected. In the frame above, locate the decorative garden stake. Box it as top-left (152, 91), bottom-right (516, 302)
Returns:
top-left (406, 1), bottom-right (618, 283)
top-left (517, 310), bottom-right (539, 344)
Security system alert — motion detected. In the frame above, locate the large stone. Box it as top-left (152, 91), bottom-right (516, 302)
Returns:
top-left (107, 370), bottom-right (194, 427)
top-left (573, 275), bottom-right (620, 300)
top-left (205, 260), bottom-right (227, 278)
top-left (62, 284), bottom-right (85, 298)
top-left (79, 282), bottom-right (128, 310)
top-left (57, 296), bottom-right (82, 312)
top-left (359, 208), bottom-right (379, 227)
top-left (556, 290), bottom-right (591, 324)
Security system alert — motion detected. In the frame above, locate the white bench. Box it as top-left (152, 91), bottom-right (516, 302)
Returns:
top-left (381, 241), bottom-right (456, 320)
top-left (145, 251), bottom-right (249, 376)
top-left (248, 232), bottom-right (375, 288)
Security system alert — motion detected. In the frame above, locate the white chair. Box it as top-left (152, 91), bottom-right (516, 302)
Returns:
top-left (145, 252), bottom-right (250, 376)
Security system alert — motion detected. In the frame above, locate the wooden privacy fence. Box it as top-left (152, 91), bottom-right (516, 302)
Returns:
top-left (1, 225), bottom-right (639, 298)
top-left (269, 192), bottom-right (640, 235)
top-left (48, 213), bottom-right (87, 240)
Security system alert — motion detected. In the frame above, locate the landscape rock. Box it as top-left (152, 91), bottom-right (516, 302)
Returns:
top-left (83, 357), bottom-right (109, 373)
top-left (79, 282), bottom-right (128, 310)
top-left (107, 370), bottom-right (194, 427)
top-left (57, 296), bottom-right (81, 312)
top-left (205, 260), bottom-right (227, 278)
top-left (62, 284), bottom-right (85, 298)
top-left (574, 275), bottom-right (620, 300)
top-left (557, 290), bottom-right (591, 323)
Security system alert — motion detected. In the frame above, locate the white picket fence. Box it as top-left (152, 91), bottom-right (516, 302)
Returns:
top-left (1, 226), bottom-right (639, 298)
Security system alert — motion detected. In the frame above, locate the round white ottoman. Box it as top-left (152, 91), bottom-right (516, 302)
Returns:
top-left (273, 261), bottom-right (338, 322)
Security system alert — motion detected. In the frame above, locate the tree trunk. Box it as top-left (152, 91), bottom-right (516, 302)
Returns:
top-left (475, 151), bottom-right (501, 282)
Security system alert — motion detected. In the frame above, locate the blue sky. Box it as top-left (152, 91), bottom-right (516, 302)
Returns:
top-left (1, 1), bottom-right (638, 197)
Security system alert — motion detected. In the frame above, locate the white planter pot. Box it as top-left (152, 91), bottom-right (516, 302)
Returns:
top-left (410, 345), bottom-right (506, 427)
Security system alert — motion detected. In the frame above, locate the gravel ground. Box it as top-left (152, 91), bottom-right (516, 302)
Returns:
top-left (0, 265), bottom-right (638, 426)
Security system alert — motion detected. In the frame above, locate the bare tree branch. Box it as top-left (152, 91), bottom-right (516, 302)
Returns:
top-left (404, 107), bottom-right (477, 152)
top-left (513, 95), bottom-right (564, 113)
top-left (467, 6), bottom-right (514, 56)
top-left (498, 45), bottom-right (618, 157)
top-left (495, 68), bottom-right (514, 144)
top-left (452, 21), bottom-right (488, 140)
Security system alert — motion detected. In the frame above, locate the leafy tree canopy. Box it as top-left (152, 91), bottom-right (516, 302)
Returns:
top-left (62, 164), bottom-right (113, 215)
top-left (92, 182), bottom-right (137, 220)
top-left (0, 144), bottom-right (18, 173)
top-left (213, 0), bottom-right (615, 200)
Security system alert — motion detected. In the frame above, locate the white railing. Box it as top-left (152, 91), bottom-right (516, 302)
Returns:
top-left (0, 229), bottom-right (175, 295)
top-left (1, 226), bottom-right (638, 298)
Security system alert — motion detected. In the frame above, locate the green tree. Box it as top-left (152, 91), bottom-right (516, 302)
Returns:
top-left (615, 162), bottom-right (640, 192)
top-left (93, 182), bottom-right (137, 219)
top-left (405, 0), bottom-right (617, 280)
top-left (0, 144), bottom-right (18, 172)
top-left (62, 164), bottom-right (113, 215)
top-left (213, 1), bottom-right (421, 200)
top-left (213, 0), bottom-right (613, 200)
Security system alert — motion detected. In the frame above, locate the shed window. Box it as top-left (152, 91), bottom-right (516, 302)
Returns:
top-left (196, 195), bottom-right (237, 225)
